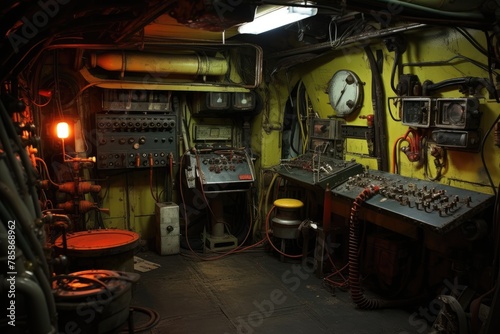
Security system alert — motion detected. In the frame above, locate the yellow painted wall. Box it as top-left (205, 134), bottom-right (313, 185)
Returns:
top-left (257, 25), bottom-right (499, 195)
top-left (98, 168), bottom-right (165, 241)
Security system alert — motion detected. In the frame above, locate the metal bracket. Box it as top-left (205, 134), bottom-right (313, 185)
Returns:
top-left (341, 124), bottom-right (369, 139)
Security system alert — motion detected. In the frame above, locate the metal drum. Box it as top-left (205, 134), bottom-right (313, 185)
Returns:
top-left (54, 229), bottom-right (140, 272)
top-left (53, 269), bottom-right (140, 333)
top-left (271, 198), bottom-right (304, 239)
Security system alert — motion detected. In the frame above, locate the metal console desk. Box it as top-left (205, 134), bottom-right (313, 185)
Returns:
top-left (317, 169), bottom-right (494, 276)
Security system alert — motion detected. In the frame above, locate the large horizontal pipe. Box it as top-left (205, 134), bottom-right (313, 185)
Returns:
top-left (90, 52), bottom-right (228, 76)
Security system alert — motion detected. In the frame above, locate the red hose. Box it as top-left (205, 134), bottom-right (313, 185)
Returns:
top-left (348, 185), bottom-right (387, 309)
top-left (348, 185), bottom-right (428, 310)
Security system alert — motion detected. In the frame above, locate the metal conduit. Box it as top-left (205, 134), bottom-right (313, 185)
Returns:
top-left (15, 277), bottom-right (55, 334)
top-left (398, 0), bottom-right (486, 12)
top-left (90, 52), bottom-right (229, 76)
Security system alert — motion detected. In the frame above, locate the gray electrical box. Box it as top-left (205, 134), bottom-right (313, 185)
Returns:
top-left (155, 202), bottom-right (180, 255)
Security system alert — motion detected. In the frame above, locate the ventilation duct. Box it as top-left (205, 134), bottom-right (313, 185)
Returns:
top-left (90, 52), bottom-right (229, 76)
top-left (80, 44), bottom-right (262, 91)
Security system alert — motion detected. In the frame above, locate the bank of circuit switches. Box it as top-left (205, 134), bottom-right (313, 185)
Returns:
top-left (343, 173), bottom-right (472, 217)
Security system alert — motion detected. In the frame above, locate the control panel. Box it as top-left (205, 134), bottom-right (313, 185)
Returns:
top-left (275, 153), bottom-right (364, 189)
top-left (332, 169), bottom-right (494, 233)
top-left (185, 149), bottom-right (255, 192)
top-left (95, 114), bottom-right (177, 169)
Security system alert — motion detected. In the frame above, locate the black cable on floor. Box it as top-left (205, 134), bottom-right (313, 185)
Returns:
top-left (120, 306), bottom-right (160, 333)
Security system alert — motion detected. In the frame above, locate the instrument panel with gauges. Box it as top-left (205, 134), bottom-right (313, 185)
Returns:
top-left (398, 96), bottom-right (483, 151)
top-left (400, 97), bottom-right (482, 130)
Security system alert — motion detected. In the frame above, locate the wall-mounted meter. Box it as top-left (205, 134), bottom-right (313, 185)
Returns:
top-left (401, 97), bottom-right (432, 128)
top-left (194, 125), bottom-right (233, 141)
top-left (102, 89), bottom-right (173, 112)
top-left (190, 91), bottom-right (260, 117)
top-left (435, 98), bottom-right (482, 129)
top-left (308, 118), bottom-right (345, 159)
top-left (207, 92), bottom-right (230, 110)
top-left (232, 92), bottom-right (256, 110)
top-left (328, 69), bottom-right (363, 117)
top-left (309, 118), bottom-right (344, 140)
top-left (432, 129), bottom-right (481, 151)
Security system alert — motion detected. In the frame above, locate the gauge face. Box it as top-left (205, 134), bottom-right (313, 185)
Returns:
top-left (401, 98), bottom-right (431, 127)
top-left (328, 70), bottom-right (363, 117)
top-left (446, 103), bottom-right (465, 125)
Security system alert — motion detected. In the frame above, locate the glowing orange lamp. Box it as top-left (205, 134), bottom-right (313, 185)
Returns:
top-left (55, 122), bottom-right (96, 164)
top-left (56, 122), bottom-right (69, 139)
top-left (56, 122), bottom-right (69, 161)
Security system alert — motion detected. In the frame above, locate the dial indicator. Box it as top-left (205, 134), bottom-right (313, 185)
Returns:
top-left (328, 70), bottom-right (363, 117)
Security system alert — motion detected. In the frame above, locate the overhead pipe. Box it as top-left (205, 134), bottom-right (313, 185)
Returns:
top-left (90, 52), bottom-right (229, 76)
top-left (422, 77), bottom-right (496, 97)
top-left (388, 0), bottom-right (486, 12)
top-left (268, 23), bottom-right (425, 60)
top-left (353, 0), bottom-right (485, 19)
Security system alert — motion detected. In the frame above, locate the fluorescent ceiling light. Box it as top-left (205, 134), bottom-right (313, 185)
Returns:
top-left (238, 4), bottom-right (318, 35)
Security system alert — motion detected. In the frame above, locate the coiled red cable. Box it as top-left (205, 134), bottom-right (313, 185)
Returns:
top-left (348, 185), bottom-right (386, 309)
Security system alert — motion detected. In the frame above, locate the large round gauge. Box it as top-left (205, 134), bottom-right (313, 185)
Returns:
top-left (328, 70), bottom-right (363, 117)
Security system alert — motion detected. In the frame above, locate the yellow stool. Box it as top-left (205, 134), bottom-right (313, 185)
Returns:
top-left (271, 198), bottom-right (304, 261)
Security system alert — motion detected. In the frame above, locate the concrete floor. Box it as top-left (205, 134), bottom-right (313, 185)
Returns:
top-left (128, 248), bottom-right (426, 334)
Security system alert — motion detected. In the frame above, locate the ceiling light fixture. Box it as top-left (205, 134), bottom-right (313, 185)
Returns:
top-left (237, 3), bottom-right (318, 35)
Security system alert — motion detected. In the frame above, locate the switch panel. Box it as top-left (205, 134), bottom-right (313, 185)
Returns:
top-left (95, 114), bottom-right (177, 169)
top-left (333, 169), bottom-right (494, 233)
top-left (276, 153), bottom-right (363, 189)
top-left (185, 149), bottom-right (255, 192)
